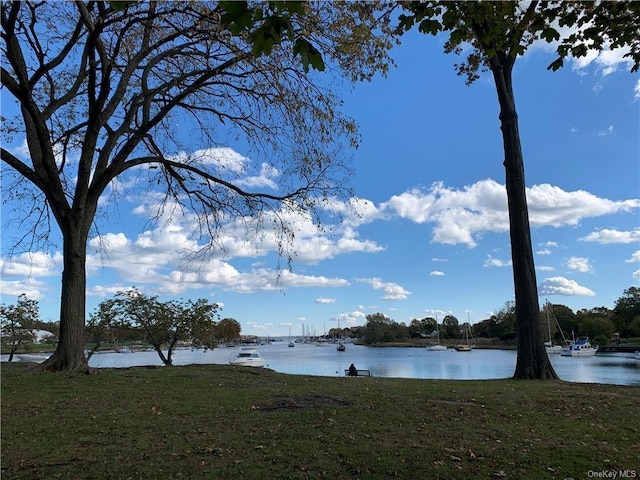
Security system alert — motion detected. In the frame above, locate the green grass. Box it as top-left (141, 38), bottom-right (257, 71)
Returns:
top-left (1, 362), bottom-right (639, 479)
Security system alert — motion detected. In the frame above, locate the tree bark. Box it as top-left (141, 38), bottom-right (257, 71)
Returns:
top-left (489, 54), bottom-right (558, 380)
top-left (41, 220), bottom-right (91, 374)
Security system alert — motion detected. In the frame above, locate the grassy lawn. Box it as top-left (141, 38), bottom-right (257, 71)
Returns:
top-left (1, 362), bottom-right (638, 479)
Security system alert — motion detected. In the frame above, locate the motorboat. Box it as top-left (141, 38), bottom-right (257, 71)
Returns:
top-left (337, 342), bottom-right (346, 352)
top-left (230, 348), bottom-right (266, 367)
top-left (560, 337), bottom-right (598, 357)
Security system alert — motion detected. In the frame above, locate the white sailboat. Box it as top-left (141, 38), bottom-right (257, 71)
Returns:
top-left (288, 325), bottom-right (295, 347)
top-left (336, 318), bottom-right (346, 351)
top-left (544, 300), bottom-right (564, 355)
top-left (426, 319), bottom-right (446, 350)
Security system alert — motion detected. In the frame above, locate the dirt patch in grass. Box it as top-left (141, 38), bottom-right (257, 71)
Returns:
top-left (255, 394), bottom-right (352, 412)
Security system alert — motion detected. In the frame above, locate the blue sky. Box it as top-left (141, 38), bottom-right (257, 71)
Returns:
top-left (1, 29), bottom-right (639, 338)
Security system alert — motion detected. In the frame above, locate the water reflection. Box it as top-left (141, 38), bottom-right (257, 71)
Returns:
top-left (4, 343), bottom-right (638, 386)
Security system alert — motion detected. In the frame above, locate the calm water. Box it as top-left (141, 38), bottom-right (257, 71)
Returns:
top-left (8, 342), bottom-right (640, 386)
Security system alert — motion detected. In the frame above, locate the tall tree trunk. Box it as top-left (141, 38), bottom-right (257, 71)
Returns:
top-left (41, 220), bottom-right (90, 374)
top-left (489, 54), bottom-right (558, 380)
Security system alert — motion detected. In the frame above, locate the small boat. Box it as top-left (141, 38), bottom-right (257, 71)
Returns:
top-left (17, 354), bottom-right (50, 363)
top-left (427, 320), bottom-right (446, 350)
top-left (544, 300), bottom-right (566, 355)
top-left (337, 342), bottom-right (346, 352)
top-left (455, 316), bottom-right (474, 352)
top-left (560, 337), bottom-right (598, 357)
top-left (115, 346), bottom-right (132, 353)
top-left (230, 348), bottom-right (266, 367)
top-left (288, 325), bottom-right (295, 347)
top-left (634, 351), bottom-right (640, 360)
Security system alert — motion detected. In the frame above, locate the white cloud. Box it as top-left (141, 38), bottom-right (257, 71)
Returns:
top-left (483, 255), bottom-right (512, 268)
top-left (432, 257), bottom-right (448, 262)
top-left (565, 256), bottom-right (593, 273)
top-left (332, 310), bottom-right (366, 327)
top-left (539, 276), bottom-right (596, 297)
top-left (358, 277), bottom-right (412, 301)
top-left (596, 125), bottom-right (614, 137)
top-left (0, 279), bottom-right (47, 300)
top-left (635, 79), bottom-right (640, 101)
top-left (315, 297), bottom-right (336, 304)
top-left (429, 271), bottom-right (445, 276)
top-left (540, 241), bottom-right (558, 248)
top-left (381, 179), bottom-right (638, 248)
top-left (0, 252), bottom-right (62, 278)
top-left (625, 251), bottom-right (640, 264)
top-left (235, 162), bottom-right (280, 190)
top-left (536, 248), bottom-right (552, 256)
top-left (580, 228), bottom-right (640, 244)
top-left (536, 265), bottom-right (555, 272)
top-left (571, 44), bottom-right (635, 77)
top-left (180, 147), bottom-right (249, 173)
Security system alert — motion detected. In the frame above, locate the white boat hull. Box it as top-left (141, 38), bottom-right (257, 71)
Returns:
top-left (560, 338), bottom-right (598, 357)
top-left (230, 348), bottom-right (266, 367)
top-left (545, 345), bottom-right (563, 355)
top-left (426, 344), bottom-right (447, 351)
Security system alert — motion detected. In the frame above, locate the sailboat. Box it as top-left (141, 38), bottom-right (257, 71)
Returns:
top-left (426, 319), bottom-right (446, 350)
top-left (455, 315), bottom-right (474, 352)
top-left (288, 325), bottom-right (295, 348)
top-left (336, 318), bottom-right (346, 351)
top-left (544, 300), bottom-right (563, 354)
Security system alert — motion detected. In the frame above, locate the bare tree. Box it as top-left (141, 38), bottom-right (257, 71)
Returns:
top-left (1, 2), bottom-right (392, 373)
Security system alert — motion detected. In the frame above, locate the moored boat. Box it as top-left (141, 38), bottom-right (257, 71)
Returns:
top-left (560, 337), bottom-right (598, 357)
top-left (230, 348), bottom-right (266, 367)
top-left (16, 354), bottom-right (50, 363)
top-left (426, 320), bottom-right (447, 350)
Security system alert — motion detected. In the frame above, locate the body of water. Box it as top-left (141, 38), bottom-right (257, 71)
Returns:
top-left (7, 342), bottom-right (639, 386)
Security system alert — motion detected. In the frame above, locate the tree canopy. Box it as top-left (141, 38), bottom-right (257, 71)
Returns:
top-left (1, 1), bottom-right (394, 373)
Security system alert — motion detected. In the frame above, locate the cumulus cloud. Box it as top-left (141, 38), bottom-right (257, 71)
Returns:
top-left (358, 277), bottom-right (411, 301)
top-left (381, 179), bottom-right (638, 248)
top-left (429, 271), bottom-right (445, 277)
top-left (539, 276), bottom-right (596, 297)
top-left (580, 228), bottom-right (640, 244)
top-left (635, 79), bottom-right (640, 101)
top-left (625, 251), bottom-right (640, 264)
top-left (484, 255), bottom-right (511, 268)
top-left (332, 310), bottom-right (366, 327)
top-left (571, 44), bottom-right (635, 77)
top-left (0, 279), bottom-right (47, 300)
top-left (0, 252), bottom-right (62, 278)
top-left (565, 256), bottom-right (593, 273)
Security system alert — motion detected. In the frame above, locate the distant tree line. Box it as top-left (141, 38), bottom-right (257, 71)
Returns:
top-left (2, 287), bottom-right (639, 355)
top-left (358, 287), bottom-right (640, 346)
